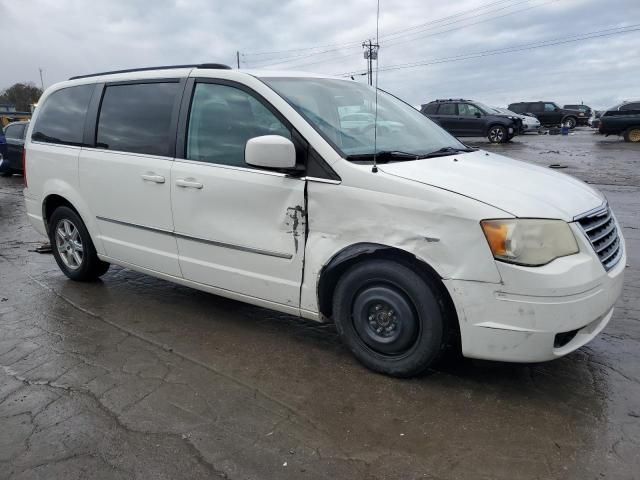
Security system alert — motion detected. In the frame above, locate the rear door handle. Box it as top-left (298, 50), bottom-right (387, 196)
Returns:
top-left (141, 173), bottom-right (165, 184)
top-left (176, 178), bottom-right (204, 189)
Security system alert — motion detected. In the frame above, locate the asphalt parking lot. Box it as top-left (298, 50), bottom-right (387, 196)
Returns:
top-left (0, 128), bottom-right (638, 480)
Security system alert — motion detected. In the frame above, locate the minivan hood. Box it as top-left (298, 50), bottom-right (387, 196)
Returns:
top-left (379, 150), bottom-right (604, 220)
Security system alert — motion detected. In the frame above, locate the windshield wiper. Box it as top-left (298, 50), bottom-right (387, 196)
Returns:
top-left (345, 150), bottom-right (420, 162)
top-left (419, 146), bottom-right (477, 158)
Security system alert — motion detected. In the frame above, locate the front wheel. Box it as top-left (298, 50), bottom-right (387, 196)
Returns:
top-left (333, 260), bottom-right (449, 377)
top-left (623, 127), bottom-right (640, 142)
top-left (563, 117), bottom-right (577, 129)
top-left (49, 206), bottom-right (110, 281)
top-left (488, 125), bottom-right (507, 143)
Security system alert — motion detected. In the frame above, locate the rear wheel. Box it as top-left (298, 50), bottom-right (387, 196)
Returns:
top-left (49, 206), bottom-right (110, 281)
top-left (623, 127), bottom-right (640, 143)
top-left (487, 125), bottom-right (507, 143)
top-left (333, 260), bottom-right (449, 377)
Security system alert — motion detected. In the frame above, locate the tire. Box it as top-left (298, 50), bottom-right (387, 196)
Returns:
top-left (563, 116), bottom-right (577, 129)
top-left (487, 125), bottom-right (507, 143)
top-left (332, 260), bottom-right (449, 377)
top-left (623, 127), bottom-right (640, 143)
top-left (48, 206), bottom-right (110, 281)
top-left (0, 170), bottom-right (12, 177)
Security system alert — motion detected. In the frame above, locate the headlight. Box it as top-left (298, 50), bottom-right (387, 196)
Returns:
top-left (480, 219), bottom-right (579, 266)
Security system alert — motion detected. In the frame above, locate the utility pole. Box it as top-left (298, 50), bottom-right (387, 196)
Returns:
top-left (362, 40), bottom-right (379, 86)
top-left (38, 68), bottom-right (44, 90)
top-left (236, 51), bottom-right (240, 69)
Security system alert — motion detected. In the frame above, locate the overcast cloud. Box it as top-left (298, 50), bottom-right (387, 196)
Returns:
top-left (1, 0), bottom-right (638, 109)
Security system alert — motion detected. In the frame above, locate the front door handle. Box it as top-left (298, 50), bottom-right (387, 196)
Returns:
top-left (176, 178), bottom-right (204, 189)
top-left (141, 173), bottom-right (166, 184)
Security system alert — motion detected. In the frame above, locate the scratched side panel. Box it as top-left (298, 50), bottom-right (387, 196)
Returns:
top-left (171, 160), bottom-right (306, 308)
top-left (301, 164), bottom-right (508, 316)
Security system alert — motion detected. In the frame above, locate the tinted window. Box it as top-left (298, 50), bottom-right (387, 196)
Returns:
top-left (5, 124), bottom-right (25, 140)
top-left (620, 103), bottom-right (640, 111)
top-left (458, 103), bottom-right (482, 116)
top-left (438, 103), bottom-right (456, 115)
top-left (509, 103), bottom-right (525, 113)
top-left (96, 82), bottom-right (179, 156)
top-left (32, 85), bottom-right (93, 145)
top-left (528, 103), bottom-right (543, 113)
top-left (422, 103), bottom-right (438, 114)
top-left (186, 83), bottom-right (290, 167)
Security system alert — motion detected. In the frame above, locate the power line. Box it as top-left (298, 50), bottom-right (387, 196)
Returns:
top-left (379, 0), bottom-right (529, 42)
top-left (255, 0), bottom-right (554, 71)
top-left (242, 0), bottom-right (530, 62)
top-left (381, 0), bottom-right (556, 49)
top-left (336, 24), bottom-right (640, 76)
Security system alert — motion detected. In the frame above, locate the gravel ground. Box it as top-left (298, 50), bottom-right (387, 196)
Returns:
top-left (0, 128), bottom-right (638, 479)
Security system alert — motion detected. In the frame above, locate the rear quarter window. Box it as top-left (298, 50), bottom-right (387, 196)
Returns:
top-left (421, 103), bottom-right (438, 114)
top-left (32, 85), bottom-right (94, 146)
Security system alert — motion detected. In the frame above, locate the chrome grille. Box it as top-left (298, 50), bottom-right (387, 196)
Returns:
top-left (576, 205), bottom-right (622, 271)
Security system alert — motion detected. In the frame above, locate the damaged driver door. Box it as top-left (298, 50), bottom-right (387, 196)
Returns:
top-left (170, 80), bottom-right (306, 309)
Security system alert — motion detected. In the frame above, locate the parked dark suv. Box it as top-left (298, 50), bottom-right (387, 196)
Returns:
top-left (508, 101), bottom-right (580, 129)
top-left (421, 99), bottom-right (521, 143)
top-left (563, 104), bottom-right (592, 126)
top-left (0, 121), bottom-right (28, 176)
top-left (598, 100), bottom-right (640, 142)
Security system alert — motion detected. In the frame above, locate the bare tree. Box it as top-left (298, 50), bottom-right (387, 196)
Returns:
top-left (0, 83), bottom-right (43, 111)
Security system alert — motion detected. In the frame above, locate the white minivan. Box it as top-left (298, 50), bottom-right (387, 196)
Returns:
top-left (23, 64), bottom-right (625, 377)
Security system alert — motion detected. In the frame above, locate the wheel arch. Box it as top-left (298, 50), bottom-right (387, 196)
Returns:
top-left (42, 194), bottom-right (82, 235)
top-left (317, 243), bottom-right (458, 333)
top-left (485, 122), bottom-right (507, 135)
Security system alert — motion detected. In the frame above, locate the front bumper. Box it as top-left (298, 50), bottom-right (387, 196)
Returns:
top-left (444, 224), bottom-right (626, 363)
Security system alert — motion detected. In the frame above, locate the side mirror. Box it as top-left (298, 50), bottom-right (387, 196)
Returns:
top-left (474, 111), bottom-right (482, 118)
top-left (245, 135), bottom-right (296, 170)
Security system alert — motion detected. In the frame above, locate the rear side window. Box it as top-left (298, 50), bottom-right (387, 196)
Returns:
top-left (32, 85), bottom-right (93, 146)
top-left (96, 82), bottom-right (180, 156)
top-left (528, 103), bottom-right (543, 113)
top-left (5, 123), bottom-right (26, 140)
top-left (422, 103), bottom-right (438, 114)
top-left (509, 103), bottom-right (525, 113)
top-left (186, 82), bottom-right (290, 168)
top-left (438, 103), bottom-right (456, 115)
top-left (620, 103), bottom-right (640, 111)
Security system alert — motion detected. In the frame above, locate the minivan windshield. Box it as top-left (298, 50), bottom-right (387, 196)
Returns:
top-left (261, 77), bottom-right (466, 160)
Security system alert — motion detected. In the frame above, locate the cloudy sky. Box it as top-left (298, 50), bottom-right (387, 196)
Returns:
top-left (2, 0), bottom-right (638, 109)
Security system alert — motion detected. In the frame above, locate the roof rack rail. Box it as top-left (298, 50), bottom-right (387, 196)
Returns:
top-left (69, 63), bottom-right (232, 80)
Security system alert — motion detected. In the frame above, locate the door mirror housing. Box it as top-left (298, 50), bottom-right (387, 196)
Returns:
top-left (245, 135), bottom-right (296, 170)
top-left (474, 111), bottom-right (482, 118)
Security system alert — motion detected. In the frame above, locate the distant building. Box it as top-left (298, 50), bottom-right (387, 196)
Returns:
top-left (0, 104), bottom-right (17, 113)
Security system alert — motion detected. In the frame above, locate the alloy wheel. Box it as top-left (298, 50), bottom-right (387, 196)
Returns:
top-left (489, 127), bottom-right (504, 143)
top-left (55, 219), bottom-right (84, 270)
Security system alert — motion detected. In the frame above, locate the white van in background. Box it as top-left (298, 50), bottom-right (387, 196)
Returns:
top-left (23, 64), bottom-right (625, 377)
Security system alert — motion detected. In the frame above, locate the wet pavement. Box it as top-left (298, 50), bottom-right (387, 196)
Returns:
top-left (0, 128), bottom-right (638, 479)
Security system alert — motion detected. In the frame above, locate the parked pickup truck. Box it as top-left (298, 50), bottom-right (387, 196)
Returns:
top-left (598, 100), bottom-right (640, 142)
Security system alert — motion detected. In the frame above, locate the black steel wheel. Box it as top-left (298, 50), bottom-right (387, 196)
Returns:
top-left (49, 206), bottom-right (110, 281)
top-left (333, 259), bottom-right (450, 377)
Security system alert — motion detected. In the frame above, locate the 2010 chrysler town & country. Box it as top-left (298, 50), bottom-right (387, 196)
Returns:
top-left (23, 64), bottom-right (625, 377)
